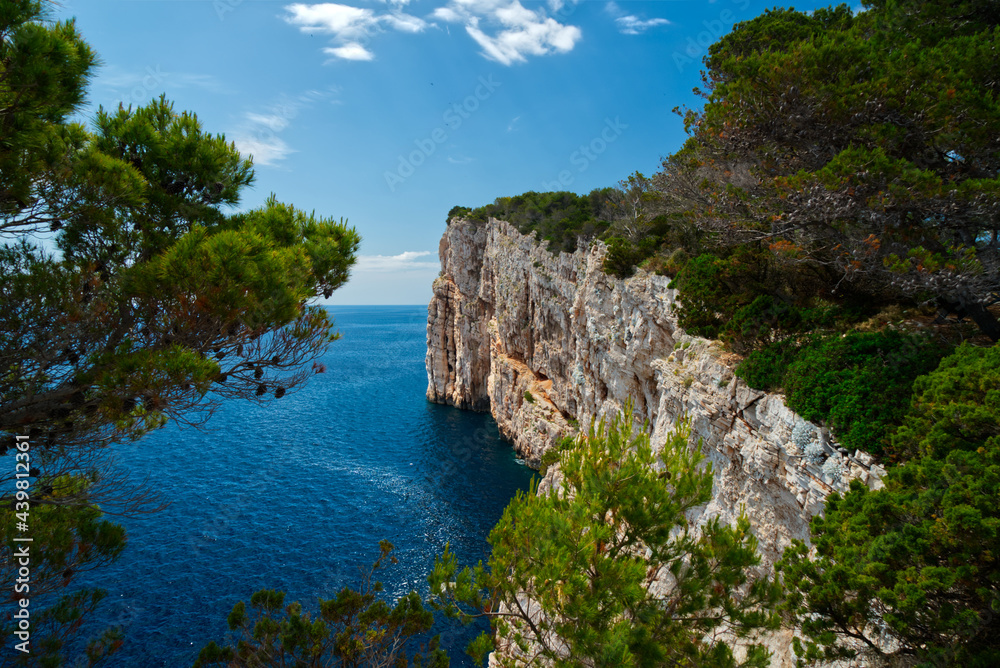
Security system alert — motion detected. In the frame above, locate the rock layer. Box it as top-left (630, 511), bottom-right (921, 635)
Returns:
top-left (426, 217), bottom-right (884, 569)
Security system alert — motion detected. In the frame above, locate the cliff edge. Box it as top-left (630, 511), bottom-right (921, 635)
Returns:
top-left (427, 218), bottom-right (885, 571)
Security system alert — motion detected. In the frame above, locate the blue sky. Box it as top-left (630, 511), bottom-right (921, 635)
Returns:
top-left (56, 0), bottom-right (838, 304)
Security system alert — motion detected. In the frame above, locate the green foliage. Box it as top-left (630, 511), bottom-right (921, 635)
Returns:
top-left (733, 337), bottom-right (803, 391)
top-left (738, 332), bottom-right (949, 455)
top-left (522, 390), bottom-right (535, 404)
top-left (778, 344), bottom-right (1000, 665)
top-left (1, 475), bottom-right (128, 666)
top-left (669, 250), bottom-right (777, 340)
top-left (668, 254), bottom-right (734, 339)
top-left (719, 295), bottom-right (804, 354)
top-left (430, 400), bottom-right (780, 667)
top-left (671, 0), bottom-right (1000, 340)
top-left (197, 542), bottom-right (448, 668)
top-left (0, 0), bottom-right (97, 223)
top-left (892, 343), bottom-right (1000, 460)
top-left (450, 190), bottom-right (611, 254)
top-left (538, 446), bottom-right (561, 470)
top-left (602, 236), bottom-right (648, 278)
top-left (783, 332), bottom-right (948, 455)
top-left (0, 5), bottom-right (360, 665)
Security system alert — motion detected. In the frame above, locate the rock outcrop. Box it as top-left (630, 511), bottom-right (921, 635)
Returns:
top-left (427, 217), bottom-right (884, 562)
top-left (426, 218), bottom-right (885, 663)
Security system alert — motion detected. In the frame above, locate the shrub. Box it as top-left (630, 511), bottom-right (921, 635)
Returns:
top-left (720, 295), bottom-right (802, 354)
top-left (779, 345), bottom-right (1000, 664)
top-left (668, 254), bottom-right (734, 338)
top-left (602, 236), bottom-right (648, 278)
top-left (781, 332), bottom-right (949, 455)
top-left (447, 205), bottom-right (472, 222)
top-left (735, 337), bottom-right (804, 390)
top-left (891, 342), bottom-right (1000, 460)
top-left (450, 190), bottom-right (612, 254)
top-left (739, 331), bottom-right (951, 455)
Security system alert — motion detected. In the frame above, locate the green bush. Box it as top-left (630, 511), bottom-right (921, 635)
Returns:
top-left (449, 190), bottom-right (612, 254)
top-left (602, 236), bottom-right (649, 278)
top-left (735, 336), bottom-right (804, 390)
top-left (447, 205), bottom-right (471, 222)
top-left (891, 342), bottom-right (1000, 460)
top-left (781, 332), bottom-right (949, 455)
top-left (778, 344), bottom-right (1000, 665)
top-left (668, 254), bottom-right (738, 338)
top-left (720, 295), bottom-right (802, 354)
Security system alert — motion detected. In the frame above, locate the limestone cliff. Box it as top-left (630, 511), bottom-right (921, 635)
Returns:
top-left (426, 218), bottom-right (885, 663)
top-left (427, 217), bottom-right (884, 562)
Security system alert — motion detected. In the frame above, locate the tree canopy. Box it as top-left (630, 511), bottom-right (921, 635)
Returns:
top-left (449, 189), bottom-right (613, 254)
top-left (0, 2), bottom-right (360, 663)
top-left (195, 542), bottom-right (449, 668)
top-left (664, 0), bottom-right (1000, 339)
top-left (431, 401), bottom-right (781, 667)
top-left (778, 343), bottom-right (1000, 666)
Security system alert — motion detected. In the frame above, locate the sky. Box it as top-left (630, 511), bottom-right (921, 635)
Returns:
top-left (54, 0), bottom-right (841, 304)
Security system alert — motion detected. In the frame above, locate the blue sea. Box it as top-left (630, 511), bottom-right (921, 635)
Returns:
top-left (69, 305), bottom-right (535, 667)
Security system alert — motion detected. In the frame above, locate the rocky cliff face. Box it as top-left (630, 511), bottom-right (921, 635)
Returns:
top-left (427, 218), bottom-right (885, 567)
top-left (427, 219), bottom-right (887, 664)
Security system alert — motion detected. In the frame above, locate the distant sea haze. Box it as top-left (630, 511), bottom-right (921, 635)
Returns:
top-left (72, 305), bottom-right (535, 666)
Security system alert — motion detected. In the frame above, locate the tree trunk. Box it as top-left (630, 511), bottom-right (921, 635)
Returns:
top-left (940, 296), bottom-right (1000, 342)
top-left (966, 301), bottom-right (1000, 342)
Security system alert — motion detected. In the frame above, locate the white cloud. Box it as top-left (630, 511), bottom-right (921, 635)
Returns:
top-left (231, 134), bottom-right (295, 166)
top-left (284, 2), bottom-right (429, 61)
top-left (382, 12), bottom-right (429, 32)
top-left (245, 112), bottom-right (292, 131)
top-left (432, 6), bottom-right (461, 22)
top-left (605, 1), bottom-right (669, 35)
top-left (285, 3), bottom-right (376, 36)
top-left (435, 0), bottom-right (582, 65)
top-left (231, 89), bottom-right (338, 166)
top-left (614, 15), bottom-right (669, 34)
top-left (355, 251), bottom-right (439, 272)
top-left (324, 43), bottom-right (375, 60)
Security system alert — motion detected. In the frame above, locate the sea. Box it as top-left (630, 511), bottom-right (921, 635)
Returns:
top-left (67, 305), bottom-right (536, 667)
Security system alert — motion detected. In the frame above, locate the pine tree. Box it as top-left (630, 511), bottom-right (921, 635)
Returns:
top-left (431, 401), bottom-right (781, 667)
top-left (778, 344), bottom-right (1000, 665)
top-left (658, 0), bottom-right (1000, 339)
top-left (195, 542), bottom-right (449, 668)
top-left (0, 3), bottom-right (360, 663)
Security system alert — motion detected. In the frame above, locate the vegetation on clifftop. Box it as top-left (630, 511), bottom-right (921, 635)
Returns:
top-left (451, 0), bottom-right (999, 459)
top-left (448, 190), bottom-right (613, 254)
top-left (445, 1), bottom-right (1000, 665)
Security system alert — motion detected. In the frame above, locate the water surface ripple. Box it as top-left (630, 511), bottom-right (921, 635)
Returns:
top-left (73, 305), bottom-right (534, 666)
